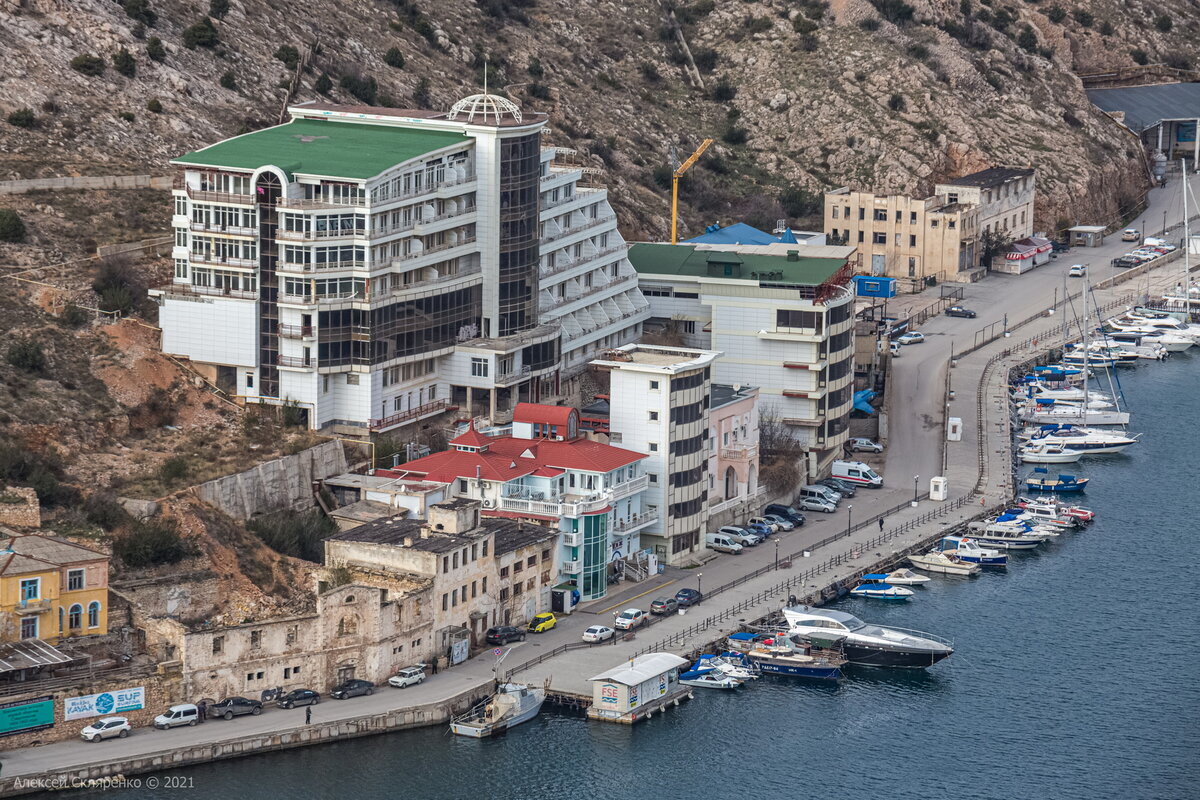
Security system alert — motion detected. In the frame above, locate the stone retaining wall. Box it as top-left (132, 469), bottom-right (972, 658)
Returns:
top-left (0, 175), bottom-right (172, 195)
top-left (193, 441), bottom-right (347, 520)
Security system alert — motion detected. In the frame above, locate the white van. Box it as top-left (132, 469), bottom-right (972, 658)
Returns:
top-left (799, 485), bottom-right (841, 505)
top-left (705, 533), bottom-right (744, 554)
top-left (154, 703), bottom-right (199, 729)
top-left (832, 460), bottom-right (884, 487)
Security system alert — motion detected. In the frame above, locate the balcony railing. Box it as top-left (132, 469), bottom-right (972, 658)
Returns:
top-left (493, 365), bottom-right (532, 387)
top-left (276, 227), bottom-right (367, 242)
top-left (190, 253), bottom-right (258, 269)
top-left (542, 215), bottom-right (616, 245)
top-left (498, 496), bottom-right (563, 516)
top-left (277, 355), bottom-right (312, 368)
top-left (185, 187), bottom-right (255, 205)
top-left (190, 222), bottom-right (257, 236)
top-left (277, 259), bottom-right (367, 273)
top-left (610, 512), bottom-right (658, 534)
top-left (16, 598), bottom-right (52, 613)
top-left (277, 196), bottom-right (366, 211)
top-left (164, 283), bottom-right (259, 301)
top-left (369, 399), bottom-right (452, 431)
top-left (720, 444), bottom-right (758, 461)
top-left (561, 560), bottom-right (583, 574)
top-left (278, 324), bottom-right (314, 339)
top-left (393, 236), bottom-right (477, 263)
top-left (561, 530), bottom-right (583, 547)
top-left (609, 473), bottom-right (649, 502)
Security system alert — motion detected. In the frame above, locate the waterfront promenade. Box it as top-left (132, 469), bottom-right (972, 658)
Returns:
top-left (1, 173), bottom-right (1197, 791)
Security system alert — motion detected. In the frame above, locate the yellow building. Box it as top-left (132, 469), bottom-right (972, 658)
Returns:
top-left (0, 531), bottom-right (110, 643)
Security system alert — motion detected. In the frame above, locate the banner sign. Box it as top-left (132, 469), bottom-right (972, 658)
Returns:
top-left (64, 687), bottom-right (145, 721)
top-left (0, 696), bottom-right (54, 737)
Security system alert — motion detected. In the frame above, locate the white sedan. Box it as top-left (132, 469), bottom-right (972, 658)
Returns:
top-left (582, 625), bottom-right (615, 643)
top-left (896, 332), bottom-right (926, 345)
top-left (81, 717), bottom-right (131, 743)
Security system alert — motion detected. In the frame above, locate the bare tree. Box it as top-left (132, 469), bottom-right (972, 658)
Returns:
top-left (759, 410), bottom-right (803, 457)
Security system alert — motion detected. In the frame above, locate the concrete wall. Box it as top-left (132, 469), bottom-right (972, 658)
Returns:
top-left (0, 175), bottom-right (172, 195)
top-left (0, 487), bottom-right (40, 528)
top-left (194, 440), bottom-right (347, 520)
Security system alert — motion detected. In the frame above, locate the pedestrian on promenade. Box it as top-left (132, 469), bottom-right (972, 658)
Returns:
top-left (197, 700), bottom-right (206, 723)
top-left (878, 518), bottom-right (884, 533)
top-left (431, 658), bottom-right (438, 675)
top-left (305, 706), bottom-right (312, 725)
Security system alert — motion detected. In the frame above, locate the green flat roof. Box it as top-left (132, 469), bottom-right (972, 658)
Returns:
top-left (172, 118), bottom-right (466, 180)
top-left (628, 243), bottom-right (844, 286)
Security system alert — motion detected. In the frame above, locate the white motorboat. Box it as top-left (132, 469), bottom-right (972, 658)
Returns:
top-left (1017, 403), bottom-right (1131, 426)
top-left (937, 536), bottom-right (1008, 567)
top-left (1123, 310), bottom-right (1200, 340)
top-left (1013, 381), bottom-right (1110, 403)
top-left (1024, 425), bottom-right (1139, 454)
top-left (849, 575), bottom-right (914, 601)
top-left (1019, 441), bottom-right (1084, 464)
top-left (965, 517), bottom-right (1054, 549)
top-left (678, 668), bottom-right (743, 689)
top-left (1107, 328), bottom-right (1194, 353)
top-left (782, 607), bottom-right (954, 668)
top-left (906, 551), bottom-right (981, 576)
top-left (692, 654), bottom-right (759, 681)
top-left (1091, 337), bottom-right (1167, 361)
top-left (449, 683), bottom-right (545, 737)
top-left (884, 568), bottom-right (931, 586)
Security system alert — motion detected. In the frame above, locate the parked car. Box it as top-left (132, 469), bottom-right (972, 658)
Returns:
top-left (832, 459), bottom-right (885, 488)
top-left (705, 532), bottom-right (744, 554)
top-left (81, 716), bottom-right (130, 742)
top-left (897, 331), bottom-right (926, 345)
top-left (848, 437), bottom-right (883, 453)
top-left (1111, 256), bottom-right (1140, 269)
top-left (1051, 240), bottom-right (1071, 253)
top-left (798, 485), bottom-right (842, 506)
top-left (748, 516), bottom-right (780, 532)
top-left (330, 679), bottom-right (375, 700)
top-left (527, 613), bottom-right (557, 634)
top-left (650, 597), bottom-right (679, 615)
top-left (945, 306), bottom-right (976, 318)
top-left (210, 696), bottom-right (263, 719)
top-left (798, 496), bottom-right (837, 514)
top-left (818, 477), bottom-right (857, 498)
top-left (889, 341), bottom-right (901, 357)
top-left (277, 689), bottom-right (320, 708)
top-left (761, 514), bottom-right (795, 531)
top-left (154, 703), bottom-right (199, 729)
top-left (582, 625), bottom-right (615, 643)
top-left (1068, 264), bottom-right (1087, 277)
top-left (485, 625), bottom-right (526, 645)
top-left (388, 666), bottom-right (426, 689)
top-left (675, 587), bottom-right (703, 607)
top-left (1121, 228), bottom-right (1140, 241)
top-left (613, 608), bottom-right (648, 630)
top-left (764, 504), bottom-right (806, 526)
top-left (745, 521), bottom-right (774, 538)
top-left (717, 526), bottom-right (761, 546)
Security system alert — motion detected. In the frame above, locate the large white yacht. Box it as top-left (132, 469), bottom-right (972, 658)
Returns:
top-left (781, 607), bottom-right (953, 668)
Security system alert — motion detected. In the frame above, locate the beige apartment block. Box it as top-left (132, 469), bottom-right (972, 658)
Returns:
top-left (825, 188), bottom-right (979, 283)
top-left (935, 167), bottom-right (1036, 240)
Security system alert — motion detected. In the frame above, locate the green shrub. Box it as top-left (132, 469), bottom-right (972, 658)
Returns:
top-left (527, 82), bottom-right (552, 100)
top-left (219, 71), bottom-right (237, 90)
top-left (209, 0), bottom-right (230, 19)
top-left (710, 79), bottom-right (737, 102)
top-left (117, 111), bottom-right (135, 122)
top-left (147, 98), bottom-right (163, 113)
top-left (339, 74), bottom-right (378, 105)
top-left (908, 43), bottom-right (929, 59)
top-left (781, 186), bottom-right (821, 219)
top-left (122, 0), bottom-right (157, 26)
top-left (0, 209), bottom-right (27, 243)
top-left (1099, 20), bottom-right (1113, 36)
top-left (60, 303), bottom-right (89, 328)
top-left (384, 47), bottom-right (405, 68)
top-left (83, 493), bottom-right (133, 531)
top-left (869, 0), bottom-right (914, 25)
top-left (92, 256), bottom-right (145, 313)
top-left (691, 46), bottom-right (718, 72)
top-left (6, 109), bottom-right (35, 128)
top-left (159, 456), bottom-right (191, 485)
top-left (742, 16), bottom-right (773, 34)
top-left (793, 16), bottom-right (817, 34)
top-left (146, 37), bottom-right (166, 62)
top-left (113, 48), bottom-right (136, 77)
top-left (275, 45), bottom-right (300, 70)
top-left (1045, 5), bottom-right (1065, 22)
top-left (6, 338), bottom-right (45, 373)
top-left (1154, 14), bottom-right (1172, 32)
top-left (70, 54), bottom-right (106, 76)
top-left (1017, 25), bottom-right (1038, 51)
top-left (1130, 48), bottom-right (1148, 65)
top-left (640, 62), bottom-right (661, 82)
top-left (887, 93), bottom-right (907, 111)
top-left (247, 508), bottom-right (336, 563)
top-left (858, 18), bottom-right (880, 31)
top-left (414, 77), bottom-right (431, 107)
top-left (959, 0), bottom-right (971, 15)
top-left (722, 126), bottom-right (748, 145)
top-left (1072, 8), bottom-right (1093, 27)
top-left (652, 164), bottom-right (673, 190)
top-left (527, 57), bottom-right (544, 78)
top-left (114, 519), bottom-right (195, 568)
top-left (314, 72), bottom-right (332, 94)
top-left (182, 18), bottom-right (219, 49)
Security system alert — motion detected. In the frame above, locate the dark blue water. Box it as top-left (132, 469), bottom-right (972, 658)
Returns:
top-left (79, 360), bottom-right (1199, 800)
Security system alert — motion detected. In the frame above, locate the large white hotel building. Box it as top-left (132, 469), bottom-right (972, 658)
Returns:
top-left (154, 94), bottom-right (649, 433)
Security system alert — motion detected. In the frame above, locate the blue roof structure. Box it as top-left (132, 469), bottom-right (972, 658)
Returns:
top-left (853, 390), bottom-right (877, 415)
top-left (777, 228), bottom-right (798, 244)
top-left (685, 222), bottom-right (777, 245)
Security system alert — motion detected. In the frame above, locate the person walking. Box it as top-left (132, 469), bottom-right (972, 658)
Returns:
top-left (197, 700), bottom-right (207, 723)
top-left (878, 518), bottom-right (885, 533)
top-left (431, 658), bottom-right (438, 675)
top-left (305, 706), bottom-right (312, 725)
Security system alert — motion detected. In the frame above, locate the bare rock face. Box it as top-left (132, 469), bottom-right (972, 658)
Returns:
top-left (0, 0), bottom-right (1194, 237)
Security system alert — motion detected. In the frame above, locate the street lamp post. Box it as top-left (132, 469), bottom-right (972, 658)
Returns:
top-left (846, 504), bottom-right (853, 539)
top-left (774, 538), bottom-right (779, 571)
top-left (697, 572), bottom-right (703, 597)
top-left (912, 475), bottom-right (920, 507)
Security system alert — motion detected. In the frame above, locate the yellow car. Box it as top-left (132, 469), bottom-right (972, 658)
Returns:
top-left (527, 613), bottom-right (557, 634)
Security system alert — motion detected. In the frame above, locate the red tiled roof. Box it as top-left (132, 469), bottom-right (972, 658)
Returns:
top-left (450, 421), bottom-right (494, 450)
top-left (393, 449), bottom-right (536, 483)
top-left (391, 433), bottom-right (644, 484)
top-left (488, 437), bottom-right (643, 473)
top-left (531, 466), bottom-right (565, 477)
top-left (512, 403), bottom-right (576, 428)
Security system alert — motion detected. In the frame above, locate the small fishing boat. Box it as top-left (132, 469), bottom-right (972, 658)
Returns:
top-left (1019, 441), bottom-right (1084, 464)
top-left (937, 536), bottom-right (1008, 567)
top-left (884, 568), bottom-right (931, 586)
top-left (725, 633), bottom-right (846, 680)
top-left (907, 551), bottom-right (981, 576)
top-left (1024, 467), bottom-right (1089, 493)
top-left (849, 574), bottom-right (914, 601)
top-left (449, 683), bottom-right (545, 738)
top-left (678, 667), bottom-right (743, 690)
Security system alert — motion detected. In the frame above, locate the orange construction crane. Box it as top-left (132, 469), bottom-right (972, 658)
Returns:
top-left (670, 138), bottom-right (713, 244)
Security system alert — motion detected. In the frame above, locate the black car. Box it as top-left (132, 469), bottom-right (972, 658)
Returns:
top-left (674, 587), bottom-right (703, 607)
top-left (277, 689), bottom-right (320, 709)
top-left (210, 696), bottom-right (263, 720)
top-left (819, 477), bottom-right (857, 498)
top-left (330, 679), bottom-right (375, 700)
top-left (764, 504), bottom-right (806, 526)
top-left (1111, 256), bottom-right (1139, 269)
top-left (945, 306), bottom-right (976, 319)
top-left (485, 625), bottom-right (526, 645)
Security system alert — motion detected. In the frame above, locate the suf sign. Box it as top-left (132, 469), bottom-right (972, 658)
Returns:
top-left (64, 687), bottom-right (145, 721)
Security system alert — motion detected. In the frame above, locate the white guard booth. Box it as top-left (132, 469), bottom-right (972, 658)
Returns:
top-left (929, 476), bottom-right (948, 501)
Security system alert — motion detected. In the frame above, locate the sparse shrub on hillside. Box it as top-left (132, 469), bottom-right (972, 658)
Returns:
top-left (722, 125), bottom-right (748, 145)
top-left (1165, 54), bottom-right (1191, 71)
top-left (793, 16), bottom-right (818, 34)
top-left (117, 112), bottom-right (135, 123)
top-left (247, 509), bottom-right (336, 563)
top-left (219, 71), bottom-right (237, 90)
top-left (1018, 25), bottom-right (1038, 51)
top-left (640, 62), bottom-right (661, 82)
top-left (209, 0), bottom-right (230, 19)
top-left (314, 73), bottom-right (333, 94)
top-left (384, 47), bottom-right (405, 68)
top-left (60, 303), bottom-right (89, 328)
top-left (1045, 5), bottom-right (1065, 22)
top-left (159, 456), bottom-right (190, 485)
top-left (869, 0), bottom-right (915, 25)
top-left (83, 493), bottom-right (133, 531)
top-left (6, 338), bottom-right (46, 374)
top-left (887, 93), bottom-right (907, 111)
top-left (92, 256), bottom-right (146, 315)
top-left (1063, 111), bottom-right (1083, 127)
top-left (0, 209), bottom-right (26, 242)
top-left (1130, 49), bottom-right (1148, 65)
top-left (122, 0), bottom-right (157, 27)
top-left (146, 37), bottom-right (166, 62)
top-left (183, 18), bottom-right (219, 49)
top-left (476, 0), bottom-right (537, 26)
top-left (526, 57), bottom-right (544, 78)
top-left (710, 79), bottom-right (737, 102)
top-left (858, 18), bottom-right (880, 31)
top-left (70, 54), bottom-right (106, 76)
top-left (1099, 20), bottom-right (1114, 36)
top-left (114, 519), bottom-right (195, 568)
top-left (959, 0), bottom-right (971, 15)
top-left (275, 45), bottom-right (300, 70)
top-left (907, 43), bottom-right (929, 60)
top-left (527, 82), bottom-right (552, 100)
top-left (414, 77), bottom-right (432, 107)
top-left (742, 16), bottom-right (773, 34)
top-left (652, 164), bottom-right (673, 190)
top-left (147, 98), bottom-right (163, 113)
top-left (780, 186), bottom-right (821, 220)
top-left (1154, 14), bottom-right (1172, 32)
top-left (675, 0), bottom-right (715, 25)
top-left (113, 48), bottom-right (136, 77)
top-left (7, 109), bottom-right (35, 128)
top-left (340, 74), bottom-right (378, 105)
top-left (691, 46), bottom-right (718, 73)
top-left (1072, 8), bottom-right (1093, 27)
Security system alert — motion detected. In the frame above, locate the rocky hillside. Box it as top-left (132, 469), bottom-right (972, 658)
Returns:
top-left (1, 0), bottom-right (1197, 232)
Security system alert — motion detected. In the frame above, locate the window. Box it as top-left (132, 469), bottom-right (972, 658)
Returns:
top-left (19, 578), bottom-right (39, 602)
top-left (20, 617), bottom-right (36, 639)
top-left (541, 548), bottom-right (551, 562)
top-left (470, 357), bottom-right (489, 377)
top-left (857, 207), bottom-right (865, 220)
top-left (500, 566), bottom-right (509, 579)
top-left (872, 233), bottom-right (887, 245)
top-left (930, 219), bottom-right (939, 228)
top-left (513, 561), bottom-right (523, 574)
top-left (442, 593), bottom-right (448, 611)
top-left (471, 580), bottom-right (477, 598)
top-left (482, 577), bottom-right (487, 593)
top-left (649, 380), bottom-right (659, 390)
top-left (68, 604), bottom-right (82, 629)
top-left (910, 211), bottom-right (917, 224)
top-left (174, 227), bottom-right (188, 248)
top-left (442, 555), bottom-right (450, 573)
top-left (948, 219), bottom-right (956, 229)
top-left (246, 373), bottom-right (254, 389)
top-left (648, 473), bottom-right (659, 485)
top-left (451, 589), bottom-right (458, 606)
top-left (947, 192), bottom-right (958, 204)
top-left (777, 309), bottom-right (821, 330)
top-left (482, 541), bottom-right (488, 557)
top-left (648, 411), bottom-right (659, 421)
top-left (649, 442), bottom-right (659, 452)
top-left (857, 231), bottom-right (864, 243)
top-left (909, 235), bottom-right (917, 247)
top-left (286, 625), bottom-right (298, 645)
top-left (895, 210), bottom-right (902, 222)
top-left (513, 581), bottom-right (523, 596)
top-left (213, 636), bottom-right (224, 654)
top-left (873, 209), bottom-right (887, 221)
top-left (293, 666), bottom-right (301, 675)
top-left (88, 601), bottom-right (101, 628)
top-left (67, 569), bottom-right (85, 592)
top-left (250, 630), bottom-right (262, 649)
top-left (500, 587), bottom-right (510, 602)
top-left (680, 320), bottom-right (697, 334)
top-left (174, 258), bottom-right (188, 279)
top-left (908, 257), bottom-right (917, 277)
top-left (453, 552), bottom-right (459, 569)
top-left (527, 555), bottom-right (537, 567)
top-left (831, 207), bottom-right (839, 219)
top-left (284, 667), bottom-right (292, 679)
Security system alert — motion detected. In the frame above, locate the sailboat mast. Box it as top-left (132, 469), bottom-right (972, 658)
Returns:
top-left (1184, 158), bottom-right (1192, 314)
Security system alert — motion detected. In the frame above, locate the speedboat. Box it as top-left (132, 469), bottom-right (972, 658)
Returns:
top-left (1019, 441), bottom-right (1084, 464)
top-left (1024, 467), bottom-right (1089, 493)
top-left (1016, 497), bottom-right (1095, 524)
top-left (884, 568), bottom-right (931, 586)
top-left (965, 516), bottom-right (1053, 549)
top-left (678, 667), bottom-right (743, 690)
top-left (1122, 310), bottom-right (1200, 340)
top-left (691, 653), bottom-right (759, 681)
top-left (1024, 425), bottom-right (1139, 454)
top-left (1032, 364), bottom-right (1087, 383)
top-left (937, 536), bottom-right (1008, 567)
top-left (725, 634), bottom-right (846, 680)
top-left (849, 575), bottom-right (914, 601)
top-left (1107, 328), bottom-right (1193, 353)
top-left (1061, 350), bottom-right (1117, 369)
top-left (782, 607), bottom-right (953, 668)
top-left (449, 683), bottom-right (545, 737)
top-left (907, 551), bottom-right (982, 576)
top-left (1008, 501), bottom-right (1082, 529)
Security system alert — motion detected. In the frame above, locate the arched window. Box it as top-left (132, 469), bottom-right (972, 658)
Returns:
top-left (88, 601), bottom-right (101, 628)
top-left (68, 604), bottom-right (83, 630)
top-left (725, 467), bottom-right (738, 499)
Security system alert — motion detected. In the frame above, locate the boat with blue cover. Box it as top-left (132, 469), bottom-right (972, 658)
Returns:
top-left (1024, 467), bottom-right (1089, 493)
top-left (937, 536), bottom-right (1007, 567)
top-left (849, 574), bottom-right (914, 601)
top-left (725, 631), bottom-right (846, 679)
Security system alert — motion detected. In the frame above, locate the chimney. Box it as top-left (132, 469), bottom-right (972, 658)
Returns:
top-left (403, 536), bottom-right (414, 547)
top-left (419, 526), bottom-right (431, 539)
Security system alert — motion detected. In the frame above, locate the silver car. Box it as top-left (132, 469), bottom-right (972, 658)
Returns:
top-left (81, 716), bottom-right (130, 742)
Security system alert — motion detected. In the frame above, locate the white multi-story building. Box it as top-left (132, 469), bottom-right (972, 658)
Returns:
top-left (589, 345), bottom-right (720, 566)
top-left (627, 242), bottom-right (856, 480)
top-left (153, 95), bottom-right (647, 434)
